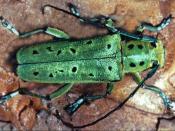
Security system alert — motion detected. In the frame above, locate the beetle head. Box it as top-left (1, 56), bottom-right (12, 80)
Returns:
top-left (151, 40), bottom-right (165, 68)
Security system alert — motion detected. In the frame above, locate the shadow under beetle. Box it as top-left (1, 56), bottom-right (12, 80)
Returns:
top-left (0, 3), bottom-right (175, 129)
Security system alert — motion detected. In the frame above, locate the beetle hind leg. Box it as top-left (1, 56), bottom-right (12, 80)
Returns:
top-left (64, 83), bottom-right (114, 115)
top-left (19, 27), bottom-right (70, 39)
top-left (18, 83), bottom-right (73, 100)
top-left (0, 16), bottom-right (69, 39)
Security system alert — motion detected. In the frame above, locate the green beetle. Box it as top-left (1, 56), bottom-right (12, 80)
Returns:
top-left (0, 3), bottom-right (174, 128)
top-left (16, 34), bottom-right (164, 83)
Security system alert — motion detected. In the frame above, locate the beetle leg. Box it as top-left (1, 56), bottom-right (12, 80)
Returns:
top-left (0, 90), bottom-right (20, 104)
top-left (64, 83), bottom-right (114, 115)
top-left (41, 3), bottom-right (158, 44)
top-left (0, 16), bottom-right (19, 36)
top-left (66, 3), bottom-right (117, 28)
top-left (18, 83), bottom-right (73, 100)
top-left (137, 15), bottom-right (173, 33)
top-left (42, 3), bottom-right (115, 28)
top-left (144, 84), bottom-right (172, 108)
top-left (19, 27), bottom-right (70, 39)
top-left (67, 4), bottom-right (158, 44)
top-left (132, 72), bottom-right (172, 109)
top-left (0, 17), bottom-right (69, 39)
top-left (46, 83), bottom-right (73, 100)
top-left (54, 64), bottom-right (159, 129)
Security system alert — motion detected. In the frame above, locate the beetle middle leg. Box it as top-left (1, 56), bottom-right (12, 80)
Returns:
top-left (42, 3), bottom-right (159, 45)
top-left (0, 16), bottom-right (69, 39)
top-left (66, 4), bottom-right (172, 45)
top-left (64, 83), bottom-right (114, 115)
top-left (53, 63), bottom-right (160, 129)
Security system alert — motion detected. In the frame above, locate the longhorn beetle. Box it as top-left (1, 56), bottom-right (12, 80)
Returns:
top-left (0, 3), bottom-right (174, 129)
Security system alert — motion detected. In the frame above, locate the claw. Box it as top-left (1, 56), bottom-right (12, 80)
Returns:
top-left (0, 16), bottom-right (19, 36)
top-left (0, 90), bottom-right (20, 104)
top-left (64, 95), bottom-right (86, 115)
top-left (168, 101), bottom-right (175, 113)
top-left (67, 3), bottom-right (80, 17)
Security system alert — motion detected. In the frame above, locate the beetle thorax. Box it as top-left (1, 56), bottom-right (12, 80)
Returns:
top-left (122, 40), bottom-right (165, 73)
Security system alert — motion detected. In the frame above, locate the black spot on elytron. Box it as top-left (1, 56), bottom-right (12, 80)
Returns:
top-left (32, 50), bottom-right (39, 55)
top-left (49, 73), bottom-right (54, 77)
top-left (128, 44), bottom-right (134, 50)
top-left (108, 66), bottom-right (112, 71)
top-left (107, 44), bottom-right (111, 49)
top-left (72, 67), bottom-right (77, 73)
top-left (58, 70), bottom-right (64, 72)
top-left (33, 72), bottom-right (39, 76)
top-left (138, 45), bottom-right (143, 49)
top-left (70, 48), bottom-right (76, 54)
top-left (46, 47), bottom-right (54, 52)
top-left (89, 73), bottom-right (94, 77)
top-left (86, 40), bottom-right (92, 44)
top-left (139, 61), bottom-right (145, 66)
top-left (57, 50), bottom-right (61, 55)
top-left (130, 62), bottom-right (136, 67)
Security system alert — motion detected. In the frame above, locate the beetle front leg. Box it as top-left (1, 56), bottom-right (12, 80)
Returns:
top-left (64, 83), bottom-right (114, 115)
top-left (137, 15), bottom-right (173, 33)
top-left (0, 17), bottom-right (69, 39)
top-left (132, 73), bottom-right (172, 109)
top-left (144, 84), bottom-right (171, 107)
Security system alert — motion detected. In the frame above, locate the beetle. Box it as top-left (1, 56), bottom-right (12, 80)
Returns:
top-left (0, 3), bottom-right (174, 129)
